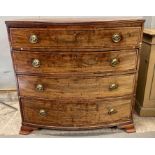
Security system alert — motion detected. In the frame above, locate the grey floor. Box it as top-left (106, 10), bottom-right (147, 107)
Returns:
top-left (1, 91), bottom-right (155, 137)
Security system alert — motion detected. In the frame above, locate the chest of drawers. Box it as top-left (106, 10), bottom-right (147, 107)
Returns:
top-left (6, 18), bottom-right (144, 135)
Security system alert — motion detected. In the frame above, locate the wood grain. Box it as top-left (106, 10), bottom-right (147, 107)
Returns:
top-left (17, 74), bottom-right (135, 100)
top-left (10, 27), bottom-right (141, 50)
top-left (5, 18), bottom-right (144, 134)
top-left (5, 18), bottom-right (144, 28)
top-left (21, 97), bottom-right (131, 128)
top-left (12, 50), bottom-right (137, 75)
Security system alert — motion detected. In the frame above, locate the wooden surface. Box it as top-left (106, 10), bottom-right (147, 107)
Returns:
top-left (17, 74), bottom-right (135, 99)
top-left (6, 18), bottom-right (144, 134)
top-left (12, 50), bottom-right (137, 75)
top-left (136, 29), bottom-right (155, 116)
top-left (10, 27), bottom-right (141, 50)
top-left (21, 97), bottom-right (131, 128)
top-left (6, 17), bottom-right (144, 28)
top-left (144, 29), bottom-right (155, 36)
top-left (5, 17), bottom-right (144, 22)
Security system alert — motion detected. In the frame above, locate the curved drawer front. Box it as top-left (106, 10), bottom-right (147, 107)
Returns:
top-left (18, 74), bottom-right (135, 99)
top-left (13, 50), bottom-right (137, 74)
top-left (10, 27), bottom-right (141, 49)
top-left (21, 98), bottom-right (131, 128)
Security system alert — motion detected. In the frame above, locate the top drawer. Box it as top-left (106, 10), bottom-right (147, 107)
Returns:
top-left (9, 27), bottom-right (141, 50)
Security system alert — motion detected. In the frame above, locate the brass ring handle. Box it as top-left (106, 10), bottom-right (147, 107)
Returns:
top-left (32, 59), bottom-right (40, 68)
top-left (112, 33), bottom-right (122, 43)
top-left (109, 83), bottom-right (118, 91)
top-left (108, 108), bottom-right (117, 115)
top-left (36, 84), bottom-right (44, 92)
top-left (29, 34), bottom-right (38, 44)
top-left (39, 109), bottom-right (47, 116)
top-left (110, 58), bottom-right (119, 67)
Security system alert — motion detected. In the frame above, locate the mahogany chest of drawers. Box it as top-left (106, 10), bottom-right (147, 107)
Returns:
top-left (6, 18), bottom-right (144, 135)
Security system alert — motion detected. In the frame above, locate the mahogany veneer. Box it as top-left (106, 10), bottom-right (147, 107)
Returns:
top-left (6, 17), bottom-right (144, 135)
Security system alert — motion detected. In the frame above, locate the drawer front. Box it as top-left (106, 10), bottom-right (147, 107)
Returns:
top-left (21, 98), bottom-right (131, 127)
top-left (18, 74), bottom-right (135, 99)
top-left (13, 50), bottom-right (137, 74)
top-left (10, 27), bottom-right (141, 49)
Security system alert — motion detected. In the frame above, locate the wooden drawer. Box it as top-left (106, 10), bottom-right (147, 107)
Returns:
top-left (21, 98), bottom-right (131, 128)
top-left (10, 27), bottom-right (141, 50)
top-left (13, 50), bottom-right (137, 75)
top-left (18, 74), bottom-right (135, 99)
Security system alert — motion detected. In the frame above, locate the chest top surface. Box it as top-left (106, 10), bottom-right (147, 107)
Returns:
top-left (5, 17), bottom-right (144, 28)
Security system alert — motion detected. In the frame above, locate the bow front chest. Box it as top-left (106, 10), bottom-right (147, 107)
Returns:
top-left (6, 18), bottom-right (144, 134)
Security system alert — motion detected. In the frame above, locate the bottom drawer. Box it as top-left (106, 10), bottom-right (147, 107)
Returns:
top-left (21, 98), bottom-right (132, 128)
